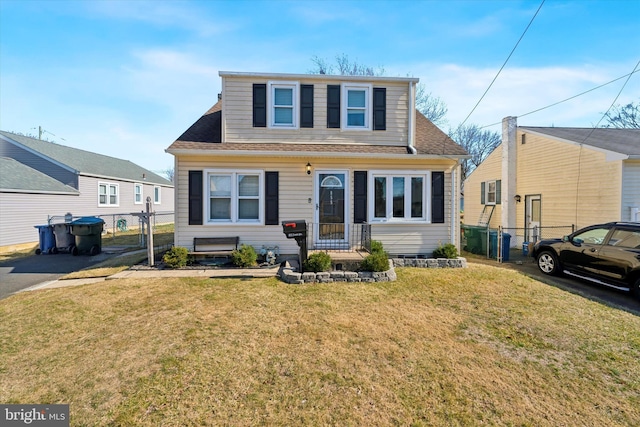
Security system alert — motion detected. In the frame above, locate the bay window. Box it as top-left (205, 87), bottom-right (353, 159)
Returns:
top-left (206, 170), bottom-right (263, 223)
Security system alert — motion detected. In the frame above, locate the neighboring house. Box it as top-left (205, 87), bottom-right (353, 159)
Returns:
top-left (0, 131), bottom-right (174, 248)
top-left (463, 117), bottom-right (640, 245)
top-left (166, 71), bottom-right (468, 257)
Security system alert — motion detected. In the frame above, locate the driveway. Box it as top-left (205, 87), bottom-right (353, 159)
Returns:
top-left (0, 253), bottom-right (106, 299)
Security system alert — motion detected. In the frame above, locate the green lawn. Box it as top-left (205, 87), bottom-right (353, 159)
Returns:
top-left (1, 265), bottom-right (639, 426)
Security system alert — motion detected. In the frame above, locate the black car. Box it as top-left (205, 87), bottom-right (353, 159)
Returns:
top-left (531, 222), bottom-right (640, 299)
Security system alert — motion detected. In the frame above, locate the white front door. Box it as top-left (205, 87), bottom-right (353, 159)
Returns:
top-left (526, 195), bottom-right (541, 242)
top-left (314, 171), bottom-right (348, 247)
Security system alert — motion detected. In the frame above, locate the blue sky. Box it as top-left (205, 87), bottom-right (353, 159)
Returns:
top-left (1, 0), bottom-right (639, 173)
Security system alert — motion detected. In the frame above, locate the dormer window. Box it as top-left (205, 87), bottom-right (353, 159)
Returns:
top-left (342, 83), bottom-right (371, 130)
top-left (268, 81), bottom-right (299, 128)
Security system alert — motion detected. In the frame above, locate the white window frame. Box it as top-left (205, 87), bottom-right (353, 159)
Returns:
top-left (486, 180), bottom-right (497, 205)
top-left (268, 81), bottom-right (299, 129)
top-left (368, 170), bottom-right (431, 223)
top-left (134, 183), bottom-right (143, 205)
top-left (341, 83), bottom-right (372, 131)
top-left (98, 182), bottom-right (119, 207)
top-left (154, 186), bottom-right (161, 204)
top-left (204, 169), bottom-right (264, 225)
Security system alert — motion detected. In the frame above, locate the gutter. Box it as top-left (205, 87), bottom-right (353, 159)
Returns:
top-left (166, 148), bottom-right (469, 160)
top-left (408, 81), bottom-right (417, 155)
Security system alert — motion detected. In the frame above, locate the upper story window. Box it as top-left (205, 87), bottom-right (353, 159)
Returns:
top-left (269, 81), bottom-right (299, 128)
top-left (154, 186), bottom-right (161, 204)
top-left (342, 83), bottom-right (371, 130)
top-left (134, 183), bottom-right (143, 204)
top-left (99, 182), bottom-right (119, 207)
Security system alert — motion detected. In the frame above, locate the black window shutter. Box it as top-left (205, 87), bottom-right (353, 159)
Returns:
top-left (300, 84), bottom-right (314, 128)
top-left (496, 180), bottom-right (502, 205)
top-left (432, 172), bottom-right (445, 223)
top-left (354, 171), bottom-right (368, 223)
top-left (327, 85), bottom-right (340, 128)
top-left (373, 88), bottom-right (386, 131)
top-left (253, 84), bottom-right (267, 127)
top-left (480, 182), bottom-right (486, 205)
top-left (188, 170), bottom-right (203, 225)
top-left (265, 171), bottom-right (279, 225)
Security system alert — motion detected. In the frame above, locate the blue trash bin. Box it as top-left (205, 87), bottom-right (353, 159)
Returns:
top-left (34, 225), bottom-right (56, 254)
top-left (502, 233), bottom-right (511, 262)
top-left (489, 231), bottom-right (511, 261)
top-left (522, 241), bottom-right (530, 257)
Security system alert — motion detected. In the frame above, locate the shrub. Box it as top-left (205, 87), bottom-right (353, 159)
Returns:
top-left (303, 252), bottom-right (332, 272)
top-left (231, 244), bottom-right (258, 268)
top-left (370, 240), bottom-right (385, 254)
top-left (432, 243), bottom-right (459, 259)
top-left (361, 252), bottom-right (390, 272)
top-left (162, 246), bottom-right (189, 269)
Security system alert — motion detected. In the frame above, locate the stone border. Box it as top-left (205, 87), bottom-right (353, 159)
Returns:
top-left (278, 257), bottom-right (467, 284)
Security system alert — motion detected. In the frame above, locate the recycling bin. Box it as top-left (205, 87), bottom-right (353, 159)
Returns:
top-left (70, 217), bottom-right (104, 256)
top-left (489, 231), bottom-right (511, 261)
top-left (34, 224), bottom-right (56, 254)
top-left (522, 241), bottom-right (530, 256)
top-left (52, 223), bottom-right (75, 253)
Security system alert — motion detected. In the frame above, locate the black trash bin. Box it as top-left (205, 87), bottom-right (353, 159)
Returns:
top-left (70, 217), bottom-right (104, 256)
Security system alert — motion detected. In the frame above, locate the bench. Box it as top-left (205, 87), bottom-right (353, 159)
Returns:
top-left (189, 236), bottom-right (239, 257)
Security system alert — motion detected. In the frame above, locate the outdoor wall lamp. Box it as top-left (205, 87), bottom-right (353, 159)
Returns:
top-left (514, 194), bottom-right (522, 203)
top-left (306, 162), bottom-right (312, 175)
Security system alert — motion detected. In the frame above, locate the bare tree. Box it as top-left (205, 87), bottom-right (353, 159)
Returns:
top-left (162, 168), bottom-right (175, 183)
top-left (415, 84), bottom-right (448, 127)
top-left (449, 124), bottom-right (501, 181)
top-left (604, 100), bottom-right (639, 128)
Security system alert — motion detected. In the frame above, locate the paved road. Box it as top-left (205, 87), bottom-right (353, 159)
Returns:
top-left (0, 253), bottom-right (106, 299)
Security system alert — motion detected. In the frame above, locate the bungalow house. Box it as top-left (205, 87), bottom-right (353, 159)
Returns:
top-left (0, 131), bottom-right (174, 249)
top-left (166, 71), bottom-right (468, 258)
top-left (463, 117), bottom-right (640, 246)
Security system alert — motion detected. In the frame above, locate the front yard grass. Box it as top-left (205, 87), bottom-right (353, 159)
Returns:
top-left (1, 265), bottom-right (639, 426)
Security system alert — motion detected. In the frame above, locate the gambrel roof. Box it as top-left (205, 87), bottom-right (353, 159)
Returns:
top-left (520, 127), bottom-right (640, 157)
top-left (0, 131), bottom-right (172, 185)
top-left (167, 101), bottom-right (468, 158)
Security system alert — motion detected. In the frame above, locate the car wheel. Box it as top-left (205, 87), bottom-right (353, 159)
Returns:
top-left (537, 251), bottom-right (559, 275)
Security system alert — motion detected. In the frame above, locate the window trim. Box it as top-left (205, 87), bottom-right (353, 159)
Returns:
top-left (268, 81), bottom-right (299, 129)
top-left (98, 182), bottom-right (119, 207)
top-left (341, 83), bottom-right (372, 131)
top-left (485, 180), bottom-right (497, 205)
top-left (134, 183), bottom-right (143, 205)
top-left (154, 186), bottom-right (161, 204)
top-left (204, 169), bottom-right (264, 225)
top-left (368, 170), bottom-right (431, 223)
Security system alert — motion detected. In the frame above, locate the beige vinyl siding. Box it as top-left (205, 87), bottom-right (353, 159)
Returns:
top-left (463, 145), bottom-right (502, 228)
top-left (175, 155), bottom-right (454, 255)
top-left (221, 76), bottom-right (409, 146)
top-left (516, 132), bottom-right (621, 229)
top-left (621, 160), bottom-right (640, 221)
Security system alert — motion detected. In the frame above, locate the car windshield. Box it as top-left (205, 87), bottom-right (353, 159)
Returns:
top-left (572, 227), bottom-right (609, 245)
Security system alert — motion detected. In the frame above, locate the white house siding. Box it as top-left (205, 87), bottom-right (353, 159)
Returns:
top-left (0, 191), bottom-right (79, 248)
top-left (0, 176), bottom-right (174, 248)
top-left (621, 160), bottom-right (640, 221)
top-left (175, 155), bottom-right (454, 256)
top-left (516, 132), bottom-right (621, 230)
top-left (221, 76), bottom-right (409, 147)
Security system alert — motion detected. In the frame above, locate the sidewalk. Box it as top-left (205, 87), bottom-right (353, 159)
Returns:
top-left (20, 246), bottom-right (282, 292)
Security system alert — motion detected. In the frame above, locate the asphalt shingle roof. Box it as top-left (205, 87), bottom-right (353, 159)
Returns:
top-left (520, 127), bottom-right (640, 156)
top-left (0, 157), bottom-right (79, 193)
top-left (167, 101), bottom-right (468, 157)
top-left (0, 131), bottom-right (173, 185)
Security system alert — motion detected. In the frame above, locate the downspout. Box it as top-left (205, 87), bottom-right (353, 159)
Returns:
top-left (408, 81), bottom-right (417, 154)
top-left (451, 163), bottom-right (459, 249)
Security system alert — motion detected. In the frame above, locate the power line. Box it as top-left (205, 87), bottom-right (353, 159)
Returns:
top-left (457, 0), bottom-right (545, 129)
top-left (479, 68), bottom-right (640, 129)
